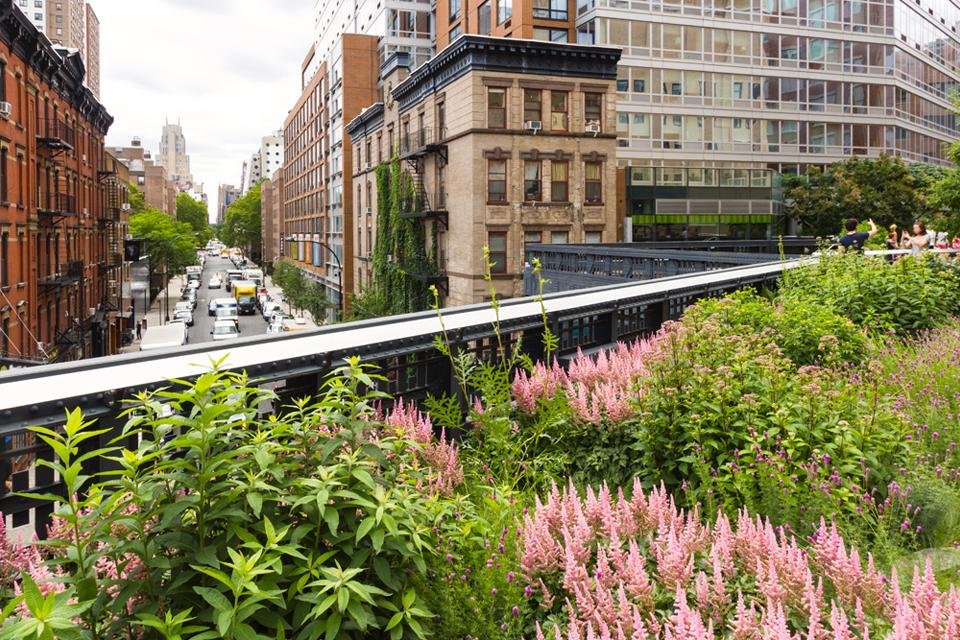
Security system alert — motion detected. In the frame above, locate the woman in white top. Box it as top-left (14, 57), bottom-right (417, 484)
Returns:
top-left (901, 221), bottom-right (930, 255)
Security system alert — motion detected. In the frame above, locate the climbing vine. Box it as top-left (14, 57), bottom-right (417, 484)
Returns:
top-left (352, 155), bottom-right (438, 319)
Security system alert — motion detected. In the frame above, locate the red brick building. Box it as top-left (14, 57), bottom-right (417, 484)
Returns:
top-left (0, 2), bottom-right (116, 364)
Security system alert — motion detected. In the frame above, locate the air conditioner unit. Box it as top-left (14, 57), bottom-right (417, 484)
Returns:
top-left (585, 121), bottom-right (601, 136)
top-left (0, 102), bottom-right (12, 120)
top-left (523, 120), bottom-right (542, 133)
top-left (121, 203), bottom-right (131, 211)
top-left (364, 207), bottom-right (372, 214)
top-left (364, 162), bottom-right (372, 170)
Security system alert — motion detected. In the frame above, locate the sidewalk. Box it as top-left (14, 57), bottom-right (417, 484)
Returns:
top-left (262, 274), bottom-right (322, 327)
top-left (120, 274), bottom-right (188, 353)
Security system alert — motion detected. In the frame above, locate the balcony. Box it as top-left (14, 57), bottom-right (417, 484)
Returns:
top-left (400, 190), bottom-right (449, 228)
top-left (399, 128), bottom-right (447, 159)
top-left (36, 119), bottom-right (76, 151)
top-left (39, 260), bottom-right (83, 289)
top-left (37, 193), bottom-right (78, 222)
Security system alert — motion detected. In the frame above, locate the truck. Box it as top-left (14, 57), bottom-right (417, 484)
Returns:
top-left (139, 322), bottom-right (188, 351)
top-left (233, 281), bottom-right (258, 314)
top-left (243, 268), bottom-right (264, 287)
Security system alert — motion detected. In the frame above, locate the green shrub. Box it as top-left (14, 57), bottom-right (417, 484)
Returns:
top-left (779, 253), bottom-right (960, 332)
top-left (11, 360), bottom-right (456, 640)
top-left (684, 289), bottom-right (868, 366)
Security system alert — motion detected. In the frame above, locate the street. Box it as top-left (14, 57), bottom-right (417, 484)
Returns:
top-left (188, 256), bottom-right (268, 344)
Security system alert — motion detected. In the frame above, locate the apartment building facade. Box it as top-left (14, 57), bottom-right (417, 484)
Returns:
top-left (112, 137), bottom-right (177, 216)
top-left (13, 0), bottom-right (44, 34)
top-left (158, 120), bottom-right (192, 191)
top-left (260, 169), bottom-right (282, 264)
top-left (347, 36), bottom-right (621, 305)
top-left (432, 0), bottom-right (960, 241)
top-left (281, 36), bottom-right (378, 320)
top-left (0, 2), bottom-right (116, 364)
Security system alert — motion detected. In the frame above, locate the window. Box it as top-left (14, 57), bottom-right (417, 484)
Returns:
top-left (550, 230), bottom-right (569, 244)
top-left (550, 91), bottom-right (568, 130)
top-left (0, 232), bottom-right (6, 287)
top-left (478, 1), bottom-right (491, 35)
top-left (449, 24), bottom-right (462, 40)
top-left (487, 88), bottom-right (506, 128)
top-left (449, 0), bottom-right (461, 21)
top-left (584, 162), bottom-right (602, 204)
top-left (524, 230), bottom-right (542, 244)
top-left (17, 231), bottom-right (23, 284)
top-left (532, 0), bottom-right (567, 20)
top-left (487, 159), bottom-right (507, 203)
top-left (0, 61), bottom-right (6, 104)
top-left (524, 161), bottom-right (541, 201)
top-left (585, 93), bottom-right (602, 127)
top-left (498, 0), bottom-right (512, 23)
top-left (551, 161), bottom-right (568, 202)
top-left (523, 89), bottom-right (542, 124)
top-left (533, 27), bottom-right (567, 42)
top-left (585, 230), bottom-right (602, 244)
top-left (488, 232), bottom-right (506, 273)
top-left (0, 148), bottom-right (7, 204)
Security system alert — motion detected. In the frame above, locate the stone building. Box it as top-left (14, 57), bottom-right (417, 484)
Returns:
top-left (0, 1), bottom-right (116, 363)
top-left (260, 169), bottom-right (283, 264)
top-left (347, 35), bottom-right (621, 306)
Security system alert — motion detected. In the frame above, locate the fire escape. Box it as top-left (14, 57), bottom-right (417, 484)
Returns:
top-left (399, 127), bottom-right (449, 295)
top-left (97, 175), bottom-right (124, 310)
top-left (36, 117), bottom-right (83, 361)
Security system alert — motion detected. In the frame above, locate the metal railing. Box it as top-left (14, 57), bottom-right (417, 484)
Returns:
top-left (0, 259), bottom-right (800, 536)
top-left (38, 260), bottom-right (83, 287)
top-left (37, 192), bottom-right (78, 218)
top-left (399, 128), bottom-right (445, 156)
top-left (523, 244), bottom-right (777, 294)
top-left (37, 118), bottom-right (76, 149)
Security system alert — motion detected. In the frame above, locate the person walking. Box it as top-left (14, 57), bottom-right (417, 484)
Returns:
top-left (838, 217), bottom-right (877, 252)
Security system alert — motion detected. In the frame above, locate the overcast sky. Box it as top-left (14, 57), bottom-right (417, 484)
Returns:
top-left (97, 0), bottom-right (314, 221)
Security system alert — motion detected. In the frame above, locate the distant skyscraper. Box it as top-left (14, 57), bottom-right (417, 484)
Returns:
top-left (217, 184), bottom-right (240, 225)
top-left (157, 121), bottom-right (193, 191)
top-left (13, 0), bottom-right (45, 34)
top-left (46, 0), bottom-right (99, 99)
top-left (84, 3), bottom-right (99, 99)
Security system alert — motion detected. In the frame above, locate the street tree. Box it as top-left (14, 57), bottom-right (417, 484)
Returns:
top-left (129, 208), bottom-right (198, 291)
top-left (221, 182), bottom-right (262, 260)
top-left (175, 192), bottom-right (212, 244)
top-left (786, 155), bottom-right (932, 237)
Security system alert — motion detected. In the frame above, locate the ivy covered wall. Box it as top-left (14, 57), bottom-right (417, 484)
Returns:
top-left (352, 157), bottom-right (439, 318)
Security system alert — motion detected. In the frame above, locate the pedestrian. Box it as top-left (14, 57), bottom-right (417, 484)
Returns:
top-left (901, 221), bottom-right (930, 254)
top-left (885, 224), bottom-right (899, 251)
top-left (136, 319), bottom-right (142, 340)
top-left (838, 217), bottom-right (877, 252)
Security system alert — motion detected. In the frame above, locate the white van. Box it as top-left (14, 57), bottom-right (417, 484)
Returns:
top-left (140, 322), bottom-right (188, 351)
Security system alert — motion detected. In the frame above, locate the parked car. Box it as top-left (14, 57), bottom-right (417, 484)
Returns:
top-left (262, 301), bottom-right (282, 321)
top-left (181, 288), bottom-right (197, 310)
top-left (210, 319), bottom-right (240, 341)
top-left (187, 279), bottom-right (201, 290)
top-left (266, 314), bottom-right (286, 334)
top-left (173, 309), bottom-right (194, 327)
top-left (257, 292), bottom-right (272, 310)
top-left (208, 276), bottom-right (222, 289)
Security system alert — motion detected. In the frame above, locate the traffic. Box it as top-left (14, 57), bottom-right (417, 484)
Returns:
top-left (139, 240), bottom-right (311, 351)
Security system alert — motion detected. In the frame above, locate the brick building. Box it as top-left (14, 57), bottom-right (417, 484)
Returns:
top-left (347, 36), bottom-right (621, 305)
top-left (0, 2), bottom-right (116, 364)
top-left (281, 36), bottom-right (378, 321)
top-left (112, 137), bottom-right (176, 216)
top-left (260, 169), bottom-right (282, 264)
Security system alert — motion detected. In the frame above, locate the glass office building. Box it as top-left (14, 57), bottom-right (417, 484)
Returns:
top-left (574, 0), bottom-right (960, 240)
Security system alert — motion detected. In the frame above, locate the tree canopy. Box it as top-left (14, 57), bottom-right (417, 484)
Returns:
top-left (271, 260), bottom-right (332, 322)
top-left (129, 206), bottom-right (198, 276)
top-left (175, 192), bottom-right (212, 245)
top-left (221, 183), bottom-right (262, 261)
top-left (785, 155), bottom-right (939, 237)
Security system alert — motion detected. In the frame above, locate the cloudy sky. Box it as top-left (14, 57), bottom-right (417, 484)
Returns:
top-left (97, 0), bottom-right (314, 220)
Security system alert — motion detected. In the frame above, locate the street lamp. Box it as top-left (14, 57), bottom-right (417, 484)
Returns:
top-left (288, 235), bottom-right (344, 321)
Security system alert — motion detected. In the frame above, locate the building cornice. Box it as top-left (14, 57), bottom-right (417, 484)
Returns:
top-left (346, 102), bottom-right (384, 137)
top-left (0, 0), bottom-right (112, 133)
top-left (392, 35), bottom-right (621, 113)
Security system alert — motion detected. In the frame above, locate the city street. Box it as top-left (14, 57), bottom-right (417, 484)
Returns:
top-left (187, 256), bottom-right (267, 344)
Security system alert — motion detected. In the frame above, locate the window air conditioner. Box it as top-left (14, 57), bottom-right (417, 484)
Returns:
top-left (585, 121), bottom-right (601, 135)
top-left (523, 120), bottom-right (542, 133)
top-left (0, 102), bottom-right (12, 120)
